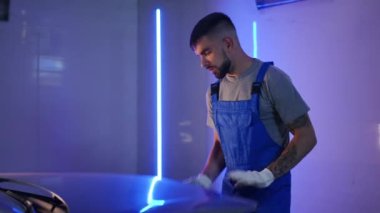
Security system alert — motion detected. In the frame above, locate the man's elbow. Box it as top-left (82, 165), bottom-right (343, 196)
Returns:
top-left (296, 125), bottom-right (317, 152)
top-left (307, 127), bottom-right (317, 151)
top-left (310, 134), bottom-right (317, 150)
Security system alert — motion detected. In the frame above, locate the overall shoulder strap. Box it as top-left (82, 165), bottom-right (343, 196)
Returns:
top-left (210, 81), bottom-right (220, 102)
top-left (251, 62), bottom-right (274, 94)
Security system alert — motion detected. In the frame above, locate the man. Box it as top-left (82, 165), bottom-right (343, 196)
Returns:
top-left (188, 12), bottom-right (317, 212)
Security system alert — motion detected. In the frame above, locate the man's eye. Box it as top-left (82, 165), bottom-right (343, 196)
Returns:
top-left (204, 51), bottom-right (211, 56)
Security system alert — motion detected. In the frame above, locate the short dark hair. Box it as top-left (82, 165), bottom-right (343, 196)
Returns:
top-left (189, 12), bottom-right (236, 49)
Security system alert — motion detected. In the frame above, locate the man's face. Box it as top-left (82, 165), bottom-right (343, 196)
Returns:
top-left (194, 36), bottom-right (231, 79)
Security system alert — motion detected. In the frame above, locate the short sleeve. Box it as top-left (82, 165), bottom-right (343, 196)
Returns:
top-left (265, 66), bottom-right (310, 125)
top-left (206, 87), bottom-right (216, 129)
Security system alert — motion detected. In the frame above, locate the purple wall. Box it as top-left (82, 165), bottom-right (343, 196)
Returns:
top-left (0, 0), bottom-right (138, 173)
top-left (252, 1), bottom-right (380, 212)
top-left (138, 0), bottom-right (380, 212)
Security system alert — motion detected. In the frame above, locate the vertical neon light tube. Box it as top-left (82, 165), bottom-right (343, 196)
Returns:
top-left (140, 11), bottom-right (164, 212)
top-left (253, 21), bottom-right (258, 58)
top-left (378, 124), bottom-right (380, 150)
top-left (156, 9), bottom-right (162, 180)
top-left (140, 9), bottom-right (165, 213)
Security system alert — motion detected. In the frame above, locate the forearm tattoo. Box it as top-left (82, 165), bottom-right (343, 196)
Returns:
top-left (269, 143), bottom-right (297, 178)
top-left (269, 114), bottom-right (311, 178)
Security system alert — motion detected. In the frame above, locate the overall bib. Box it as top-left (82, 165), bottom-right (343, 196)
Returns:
top-left (211, 62), bottom-right (291, 213)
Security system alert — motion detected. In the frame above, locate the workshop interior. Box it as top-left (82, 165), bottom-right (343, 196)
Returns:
top-left (0, 0), bottom-right (379, 212)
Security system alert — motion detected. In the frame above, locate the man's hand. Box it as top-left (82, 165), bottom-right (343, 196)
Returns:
top-left (228, 168), bottom-right (274, 188)
top-left (184, 174), bottom-right (212, 189)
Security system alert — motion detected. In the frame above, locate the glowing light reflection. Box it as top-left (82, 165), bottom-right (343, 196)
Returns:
top-left (39, 56), bottom-right (64, 72)
top-left (253, 21), bottom-right (258, 58)
top-left (12, 207), bottom-right (24, 213)
top-left (140, 176), bottom-right (165, 213)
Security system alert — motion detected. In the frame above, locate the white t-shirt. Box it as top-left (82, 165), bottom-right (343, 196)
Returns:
top-left (206, 59), bottom-right (310, 146)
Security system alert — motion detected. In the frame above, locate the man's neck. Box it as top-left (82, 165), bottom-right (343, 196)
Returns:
top-left (228, 54), bottom-right (254, 77)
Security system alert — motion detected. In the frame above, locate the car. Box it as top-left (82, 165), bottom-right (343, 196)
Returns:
top-left (0, 173), bottom-right (257, 212)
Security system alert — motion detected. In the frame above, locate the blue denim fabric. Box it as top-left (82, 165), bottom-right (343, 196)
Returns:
top-left (212, 62), bottom-right (291, 213)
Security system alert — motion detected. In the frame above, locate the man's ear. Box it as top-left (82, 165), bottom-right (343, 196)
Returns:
top-left (222, 36), bottom-right (234, 51)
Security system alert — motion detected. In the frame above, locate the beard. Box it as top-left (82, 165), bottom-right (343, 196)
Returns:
top-left (213, 53), bottom-right (231, 79)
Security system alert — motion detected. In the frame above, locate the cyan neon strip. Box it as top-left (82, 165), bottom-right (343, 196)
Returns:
top-left (253, 21), bottom-right (258, 58)
top-left (140, 9), bottom-right (165, 213)
top-left (156, 9), bottom-right (162, 180)
top-left (140, 9), bottom-right (165, 212)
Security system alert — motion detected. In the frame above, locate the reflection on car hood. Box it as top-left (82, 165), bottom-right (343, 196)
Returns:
top-left (0, 173), bottom-right (256, 213)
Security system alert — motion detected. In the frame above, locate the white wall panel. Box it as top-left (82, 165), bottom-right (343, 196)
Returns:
top-left (0, 0), bottom-right (138, 173)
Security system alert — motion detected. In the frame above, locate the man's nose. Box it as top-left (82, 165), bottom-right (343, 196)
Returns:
top-left (200, 57), bottom-right (209, 68)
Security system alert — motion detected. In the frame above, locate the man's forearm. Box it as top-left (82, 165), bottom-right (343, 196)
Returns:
top-left (268, 140), bottom-right (299, 178)
top-left (268, 115), bottom-right (317, 178)
top-left (202, 137), bottom-right (226, 181)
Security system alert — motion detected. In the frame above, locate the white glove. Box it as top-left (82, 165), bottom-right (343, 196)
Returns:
top-left (184, 174), bottom-right (212, 189)
top-left (228, 168), bottom-right (274, 188)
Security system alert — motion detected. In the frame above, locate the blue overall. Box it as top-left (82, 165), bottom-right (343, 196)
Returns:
top-left (211, 62), bottom-right (291, 213)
